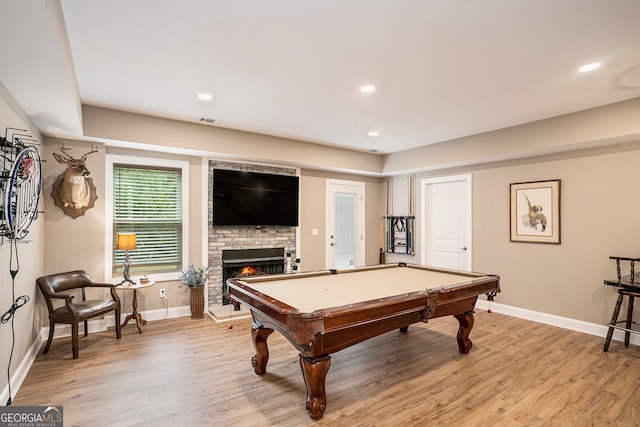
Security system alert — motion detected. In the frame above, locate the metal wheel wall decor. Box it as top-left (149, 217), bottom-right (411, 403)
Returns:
top-left (0, 128), bottom-right (42, 241)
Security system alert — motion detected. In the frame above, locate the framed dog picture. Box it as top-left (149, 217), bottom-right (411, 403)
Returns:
top-left (510, 179), bottom-right (561, 244)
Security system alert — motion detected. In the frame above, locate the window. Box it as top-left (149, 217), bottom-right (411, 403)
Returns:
top-left (106, 155), bottom-right (189, 282)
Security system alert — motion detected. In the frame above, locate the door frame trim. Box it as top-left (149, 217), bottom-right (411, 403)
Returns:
top-left (420, 173), bottom-right (472, 268)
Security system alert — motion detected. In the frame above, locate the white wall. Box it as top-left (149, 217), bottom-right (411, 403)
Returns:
top-left (472, 145), bottom-right (640, 325)
top-left (387, 142), bottom-right (640, 326)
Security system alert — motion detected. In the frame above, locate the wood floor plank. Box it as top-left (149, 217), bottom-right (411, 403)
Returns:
top-left (12, 311), bottom-right (640, 426)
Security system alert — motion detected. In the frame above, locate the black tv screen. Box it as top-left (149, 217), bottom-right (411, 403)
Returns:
top-left (213, 169), bottom-right (299, 226)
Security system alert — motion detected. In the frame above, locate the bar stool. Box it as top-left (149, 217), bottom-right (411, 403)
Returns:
top-left (603, 256), bottom-right (640, 352)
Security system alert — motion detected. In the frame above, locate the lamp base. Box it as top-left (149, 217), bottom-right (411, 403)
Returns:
top-left (119, 278), bottom-right (137, 286)
top-left (120, 257), bottom-right (135, 286)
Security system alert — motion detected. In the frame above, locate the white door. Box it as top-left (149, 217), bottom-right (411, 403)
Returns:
top-left (421, 174), bottom-right (472, 271)
top-left (326, 180), bottom-right (365, 270)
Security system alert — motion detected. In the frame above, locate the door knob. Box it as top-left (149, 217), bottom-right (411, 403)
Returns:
top-left (461, 246), bottom-right (467, 251)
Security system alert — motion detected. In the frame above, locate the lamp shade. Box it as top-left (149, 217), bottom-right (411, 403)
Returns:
top-left (116, 233), bottom-right (137, 251)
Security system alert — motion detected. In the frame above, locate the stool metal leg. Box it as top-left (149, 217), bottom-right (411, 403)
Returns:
top-left (604, 290), bottom-right (624, 352)
top-left (625, 295), bottom-right (635, 347)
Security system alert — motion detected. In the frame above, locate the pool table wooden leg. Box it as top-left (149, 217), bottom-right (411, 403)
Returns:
top-left (251, 323), bottom-right (274, 375)
top-left (454, 311), bottom-right (475, 354)
top-left (299, 355), bottom-right (331, 420)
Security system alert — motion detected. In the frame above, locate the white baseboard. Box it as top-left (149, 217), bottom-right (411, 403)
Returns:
top-left (475, 299), bottom-right (640, 346)
top-left (105, 305), bottom-right (192, 325)
top-left (0, 333), bottom-right (43, 406)
top-left (36, 305), bottom-right (192, 341)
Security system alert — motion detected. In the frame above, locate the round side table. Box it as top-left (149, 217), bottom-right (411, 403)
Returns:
top-left (116, 281), bottom-right (156, 333)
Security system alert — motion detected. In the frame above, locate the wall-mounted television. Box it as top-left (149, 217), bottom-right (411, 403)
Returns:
top-left (212, 169), bottom-right (299, 227)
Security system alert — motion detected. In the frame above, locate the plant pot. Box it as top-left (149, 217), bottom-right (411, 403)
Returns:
top-left (190, 286), bottom-right (205, 319)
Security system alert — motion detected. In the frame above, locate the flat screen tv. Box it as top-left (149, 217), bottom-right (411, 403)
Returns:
top-left (213, 169), bottom-right (299, 227)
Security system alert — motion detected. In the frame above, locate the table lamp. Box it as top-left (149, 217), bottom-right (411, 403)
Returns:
top-left (116, 233), bottom-right (137, 285)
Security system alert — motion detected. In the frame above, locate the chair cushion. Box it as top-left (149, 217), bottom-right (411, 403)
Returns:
top-left (51, 299), bottom-right (118, 322)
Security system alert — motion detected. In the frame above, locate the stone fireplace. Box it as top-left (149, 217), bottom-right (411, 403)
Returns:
top-left (207, 160), bottom-right (297, 308)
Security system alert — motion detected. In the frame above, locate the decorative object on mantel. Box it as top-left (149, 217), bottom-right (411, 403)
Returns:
top-left (116, 233), bottom-right (137, 285)
top-left (51, 142), bottom-right (99, 219)
top-left (180, 264), bottom-right (209, 319)
top-left (285, 252), bottom-right (293, 273)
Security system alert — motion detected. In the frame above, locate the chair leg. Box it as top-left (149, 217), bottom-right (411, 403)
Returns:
top-left (84, 320), bottom-right (89, 337)
top-left (72, 322), bottom-right (79, 359)
top-left (625, 295), bottom-right (634, 347)
top-left (604, 291), bottom-right (624, 352)
top-left (43, 320), bottom-right (55, 354)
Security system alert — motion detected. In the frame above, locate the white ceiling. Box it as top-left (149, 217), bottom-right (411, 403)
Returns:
top-left (2, 0), bottom-right (640, 154)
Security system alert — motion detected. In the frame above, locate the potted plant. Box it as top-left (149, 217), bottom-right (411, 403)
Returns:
top-left (180, 264), bottom-right (208, 319)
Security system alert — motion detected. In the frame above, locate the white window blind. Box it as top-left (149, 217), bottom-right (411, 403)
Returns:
top-left (112, 165), bottom-right (183, 275)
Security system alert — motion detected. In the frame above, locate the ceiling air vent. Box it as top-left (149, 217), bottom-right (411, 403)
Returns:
top-left (199, 117), bottom-right (216, 124)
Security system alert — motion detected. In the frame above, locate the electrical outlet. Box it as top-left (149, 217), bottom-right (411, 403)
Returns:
top-left (160, 288), bottom-right (167, 298)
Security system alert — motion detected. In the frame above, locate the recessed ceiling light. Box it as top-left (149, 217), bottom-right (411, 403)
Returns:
top-left (368, 131), bottom-right (379, 137)
top-left (197, 93), bottom-right (213, 101)
top-left (578, 62), bottom-right (601, 73)
top-left (360, 85), bottom-right (376, 93)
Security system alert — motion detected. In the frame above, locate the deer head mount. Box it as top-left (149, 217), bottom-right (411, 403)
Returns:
top-left (51, 142), bottom-right (99, 218)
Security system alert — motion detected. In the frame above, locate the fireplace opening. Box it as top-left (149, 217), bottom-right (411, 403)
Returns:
top-left (222, 248), bottom-right (285, 307)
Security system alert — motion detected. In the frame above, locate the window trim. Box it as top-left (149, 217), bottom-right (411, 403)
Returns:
top-left (105, 154), bottom-right (189, 283)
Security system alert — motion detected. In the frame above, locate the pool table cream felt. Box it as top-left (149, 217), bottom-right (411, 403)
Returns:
top-left (240, 267), bottom-right (487, 313)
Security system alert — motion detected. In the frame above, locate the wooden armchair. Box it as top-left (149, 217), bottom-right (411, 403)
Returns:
top-left (37, 270), bottom-right (121, 359)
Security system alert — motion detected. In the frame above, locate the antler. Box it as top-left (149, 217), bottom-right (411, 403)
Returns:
top-left (57, 142), bottom-right (75, 160)
top-left (82, 144), bottom-right (99, 160)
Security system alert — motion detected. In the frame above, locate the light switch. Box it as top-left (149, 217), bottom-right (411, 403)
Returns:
top-left (312, 228), bottom-right (319, 236)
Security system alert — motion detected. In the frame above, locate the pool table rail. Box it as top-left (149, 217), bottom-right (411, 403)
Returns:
top-left (227, 265), bottom-right (500, 355)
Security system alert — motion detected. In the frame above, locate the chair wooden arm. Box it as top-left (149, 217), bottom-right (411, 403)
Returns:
top-left (85, 283), bottom-right (120, 303)
top-left (86, 283), bottom-right (118, 288)
top-left (48, 293), bottom-right (74, 301)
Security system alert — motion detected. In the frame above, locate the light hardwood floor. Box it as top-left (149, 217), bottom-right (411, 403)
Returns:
top-left (13, 311), bottom-right (640, 426)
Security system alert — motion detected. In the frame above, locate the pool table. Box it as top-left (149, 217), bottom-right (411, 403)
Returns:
top-left (227, 263), bottom-right (500, 420)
